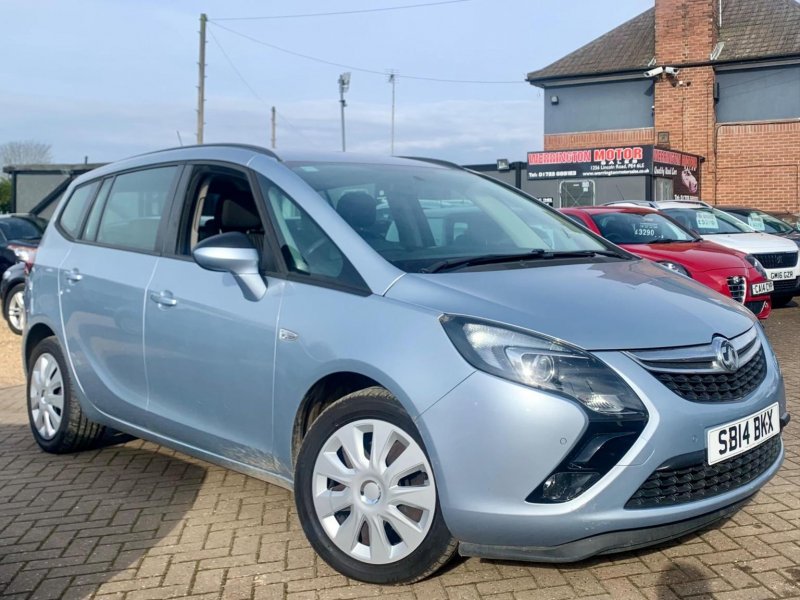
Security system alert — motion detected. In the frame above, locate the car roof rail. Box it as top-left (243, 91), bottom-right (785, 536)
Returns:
top-left (602, 200), bottom-right (658, 208)
top-left (132, 143), bottom-right (282, 162)
top-left (401, 156), bottom-right (464, 170)
top-left (670, 198), bottom-right (712, 208)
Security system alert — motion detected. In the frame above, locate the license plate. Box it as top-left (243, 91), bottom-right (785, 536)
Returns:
top-left (751, 281), bottom-right (774, 295)
top-left (769, 270), bottom-right (795, 280)
top-left (707, 403), bottom-right (780, 466)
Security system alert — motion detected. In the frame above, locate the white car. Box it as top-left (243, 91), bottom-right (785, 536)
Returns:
top-left (607, 200), bottom-right (800, 306)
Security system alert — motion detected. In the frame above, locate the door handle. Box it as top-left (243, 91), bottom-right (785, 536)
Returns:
top-left (65, 269), bottom-right (83, 283)
top-left (149, 291), bottom-right (178, 307)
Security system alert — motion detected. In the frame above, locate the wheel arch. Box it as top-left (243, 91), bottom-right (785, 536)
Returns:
top-left (24, 321), bottom-right (58, 373)
top-left (291, 369), bottom-right (420, 467)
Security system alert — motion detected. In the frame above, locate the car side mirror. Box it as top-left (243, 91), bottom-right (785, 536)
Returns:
top-left (192, 232), bottom-right (267, 301)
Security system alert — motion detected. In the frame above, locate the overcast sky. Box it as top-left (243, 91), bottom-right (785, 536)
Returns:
top-left (0, 0), bottom-right (652, 165)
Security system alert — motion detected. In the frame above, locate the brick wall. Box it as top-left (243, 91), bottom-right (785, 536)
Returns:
top-left (544, 128), bottom-right (655, 151)
top-left (716, 121), bottom-right (800, 213)
top-left (654, 67), bottom-right (717, 200)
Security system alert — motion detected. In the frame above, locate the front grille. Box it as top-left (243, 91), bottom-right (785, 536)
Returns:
top-left (626, 435), bottom-right (781, 508)
top-left (773, 278), bottom-right (799, 293)
top-left (726, 276), bottom-right (746, 303)
top-left (754, 252), bottom-right (799, 269)
top-left (653, 347), bottom-right (767, 402)
top-left (745, 300), bottom-right (766, 315)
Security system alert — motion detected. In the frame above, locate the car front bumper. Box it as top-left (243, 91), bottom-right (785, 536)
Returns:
top-left (416, 326), bottom-right (787, 555)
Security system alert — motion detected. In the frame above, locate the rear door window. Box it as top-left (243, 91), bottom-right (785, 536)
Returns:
top-left (90, 166), bottom-right (179, 252)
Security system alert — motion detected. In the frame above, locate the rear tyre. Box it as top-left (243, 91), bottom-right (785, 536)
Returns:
top-left (771, 295), bottom-right (794, 308)
top-left (27, 337), bottom-right (105, 453)
top-left (5, 283), bottom-right (25, 335)
top-left (294, 387), bottom-right (457, 584)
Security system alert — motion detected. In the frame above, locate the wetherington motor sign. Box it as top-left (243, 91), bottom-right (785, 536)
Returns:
top-left (527, 145), bottom-right (702, 200)
top-left (527, 146), bottom-right (654, 178)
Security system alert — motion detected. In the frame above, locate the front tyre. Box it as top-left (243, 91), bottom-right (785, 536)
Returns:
top-left (27, 337), bottom-right (105, 453)
top-left (295, 387), bottom-right (456, 584)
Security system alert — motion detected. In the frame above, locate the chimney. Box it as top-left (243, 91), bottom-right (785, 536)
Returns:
top-left (655, 0), bottom-right (719, 64)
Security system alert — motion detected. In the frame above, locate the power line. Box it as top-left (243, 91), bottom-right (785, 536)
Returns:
top-left (208, 28), bottom-right (265, 102)
top-left (209, 22), bottom-right (522, 84)
top-left (213, 0), bottom-right (472, 21)
top-left (208, 30), bottom-right (317, 146)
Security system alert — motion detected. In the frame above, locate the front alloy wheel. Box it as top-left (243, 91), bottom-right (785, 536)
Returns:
top-left (295, 388), bottom-right (456, 584)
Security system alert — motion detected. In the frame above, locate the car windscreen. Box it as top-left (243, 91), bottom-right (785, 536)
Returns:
top-left (727, 210), bottom-right (794, 235)
top-left (662, 207), bottom-right (750, 235)
top-left (287, 161), bottom-right (614, 273)
top-left (590, 212), bottom-right (696, 244)
top-left (0, 217), bottom-right (44, 241)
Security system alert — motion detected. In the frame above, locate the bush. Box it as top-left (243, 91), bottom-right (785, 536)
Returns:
top-left (0, 178), bottom-right (10, 214)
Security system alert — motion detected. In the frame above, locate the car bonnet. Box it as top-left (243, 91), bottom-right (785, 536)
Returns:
top-left (385, 258), bottom-right (755, 351)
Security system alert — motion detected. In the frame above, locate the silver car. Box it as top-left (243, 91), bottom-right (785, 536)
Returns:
top-left (24, 145), bottom-right (787, 583)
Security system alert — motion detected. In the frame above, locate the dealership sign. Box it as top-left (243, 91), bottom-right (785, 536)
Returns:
top-left (527, 145), bottom-right (701, 200)
top-left (527, 146), bottom-right (653, 179)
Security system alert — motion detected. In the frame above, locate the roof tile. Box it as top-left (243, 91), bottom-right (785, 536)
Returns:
top-left (527, 0), bottom-right (800, 83)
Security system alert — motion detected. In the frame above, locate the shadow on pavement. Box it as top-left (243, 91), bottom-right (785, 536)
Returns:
top-left (0, 419), bottom-right (205, 599)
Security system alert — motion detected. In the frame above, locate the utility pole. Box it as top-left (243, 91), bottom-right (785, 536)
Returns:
top-left (271, 106), bottom-right (277, 149)
top-left (338, 72), bottom-right (351, 152)
top-left (388, 71), bottom-right (397, 155)
top-left (196, 13), bottom-right (207, 144)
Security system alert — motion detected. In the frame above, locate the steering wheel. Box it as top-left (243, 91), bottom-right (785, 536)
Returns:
top-left (605, 233), bottom-right (624, 243)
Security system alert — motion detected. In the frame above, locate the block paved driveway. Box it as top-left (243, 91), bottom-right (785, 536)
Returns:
top-left (0, 306), bottom-right (799, 600)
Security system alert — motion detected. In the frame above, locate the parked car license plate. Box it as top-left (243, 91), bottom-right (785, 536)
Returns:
top-left (769, 270), bottom-right (795, 280)
top-left (751, 281), bottom-right (774, 295)
top-left (707, 403), bottom-right (780, 465)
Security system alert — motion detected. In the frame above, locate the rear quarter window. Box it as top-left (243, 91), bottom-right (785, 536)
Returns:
top-left (57, 181), bottom-right (99, 238)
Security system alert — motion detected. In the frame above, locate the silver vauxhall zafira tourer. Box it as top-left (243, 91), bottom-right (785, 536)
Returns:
top-left (23, 145), bottom-right (787, 583)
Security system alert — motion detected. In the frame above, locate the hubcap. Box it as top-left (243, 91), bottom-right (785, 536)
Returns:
top-left (311, 419), bottom-right (436, 565)
top-left (29, 353), bottom-right (64, 440)
top-left (7, 290), bottom-right (25, 331)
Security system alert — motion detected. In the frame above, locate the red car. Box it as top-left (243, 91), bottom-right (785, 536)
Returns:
top-left (561, 206), bottom-right (773, 319)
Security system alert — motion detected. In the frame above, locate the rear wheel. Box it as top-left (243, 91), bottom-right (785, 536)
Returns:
top-left (27, 337), bottom-right (105, 453)
top-left (772, 295), bottom-right (794, 308)
top-left (5, 283), bottom-right (25, 335)
top-left (294, 387), bottom-right (456, 584)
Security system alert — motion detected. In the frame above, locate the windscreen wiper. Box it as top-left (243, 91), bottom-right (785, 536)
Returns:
top-left (421, 249), bottom-right (625, 274)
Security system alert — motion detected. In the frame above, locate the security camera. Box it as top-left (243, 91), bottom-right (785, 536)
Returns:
top-left (643, 66), bottom-right (664, 78)
top-left (664, 66), bottom-right (680, 76)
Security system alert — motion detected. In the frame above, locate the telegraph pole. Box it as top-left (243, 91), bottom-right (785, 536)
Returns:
top-left (271, 106), bottom-right (277, 149)
top-left (338, 72), bottom-right (350, 152)
top-left (196, 13), bottom-right (207, 144)
top-left (388, 71), bottom-right (397, 155)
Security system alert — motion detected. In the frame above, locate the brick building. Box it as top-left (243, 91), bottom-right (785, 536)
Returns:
top-left (525, 0), bottom-right (800, 212)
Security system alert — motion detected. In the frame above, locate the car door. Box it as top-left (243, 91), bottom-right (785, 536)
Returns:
top-left (59, 165), bottom-right (181, 426)
top-left (143, 164), bottom-right (284, 467)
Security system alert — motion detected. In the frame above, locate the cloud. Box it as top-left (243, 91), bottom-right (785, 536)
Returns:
top-left (0, 92), bottom-right (543, 166)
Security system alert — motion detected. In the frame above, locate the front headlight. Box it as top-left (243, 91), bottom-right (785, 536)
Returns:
top-left (441, 316), bottom-right (646, 417)
top-left (658, 261), bottom-right (691, 278)
top-left (745, 255), bottom-right (768, 279)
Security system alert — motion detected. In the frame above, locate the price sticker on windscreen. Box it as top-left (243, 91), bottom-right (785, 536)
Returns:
top-left (748, 214), bottom-right (765, 231)
top-left (695, 212), bottom-right (719, 229)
